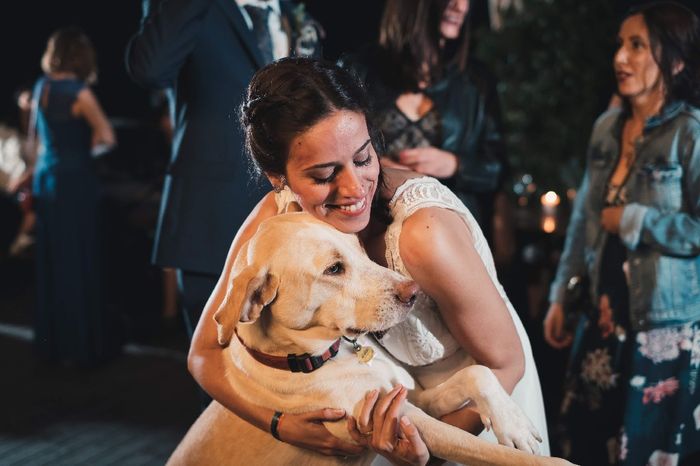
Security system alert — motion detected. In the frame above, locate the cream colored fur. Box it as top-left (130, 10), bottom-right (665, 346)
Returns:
top-left (168, 213), bottom-right (572, 466)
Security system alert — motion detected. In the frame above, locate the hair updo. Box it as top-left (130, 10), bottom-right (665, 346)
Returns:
top-left (240, 57), bottom-right (384, 177)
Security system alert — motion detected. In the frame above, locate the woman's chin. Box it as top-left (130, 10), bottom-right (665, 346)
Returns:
top-left (332, 217), bottom-right (370, 234)
top-left (322, 210), bottom-right (371, 234)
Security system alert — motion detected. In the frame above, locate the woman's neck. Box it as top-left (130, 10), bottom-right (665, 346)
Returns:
top-left (628, 87), bottom-right (665, 125)
top-left (357, 216), bottom-right (389, 267)
top-left (48, 71), bottom-right (78, 80)
top-left (357, 216), bottom-right (385, 247)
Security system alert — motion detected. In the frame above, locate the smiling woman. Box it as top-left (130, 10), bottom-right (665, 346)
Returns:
top-left (283, 112), bottom-right (377, 233)
top-left (187, 57), bottom-right (550, 465)
top-left (339, 0), bottom-right (513, 271)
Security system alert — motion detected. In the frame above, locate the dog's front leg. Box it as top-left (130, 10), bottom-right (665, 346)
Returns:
top-left (404, 405), bottom-right (572, 466)
top-left (414, 364), bottom-right (542, 453)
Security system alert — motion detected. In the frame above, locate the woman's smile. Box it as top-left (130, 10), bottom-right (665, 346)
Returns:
top-left (327, 197), bottom-right (368, 215)
top-left (282, 110), bottom-right (380, 234)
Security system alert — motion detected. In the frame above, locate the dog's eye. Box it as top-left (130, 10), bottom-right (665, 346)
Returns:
top-left (324, 261), bottom-right (345, 275)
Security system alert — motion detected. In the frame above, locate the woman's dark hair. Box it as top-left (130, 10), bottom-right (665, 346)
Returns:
top-left (41, 27), bottom-right (97, 84)
top-left (241, 57), bottom-right (383, 175)
top-left (626, 1), bottom-right (700, 106)
top-left (378, 0), bottom-right (470, 91)
top-left (240, 57), bottom-right (391, 223)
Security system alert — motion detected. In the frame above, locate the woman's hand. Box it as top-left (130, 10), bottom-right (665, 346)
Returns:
top-left (397, 147), bottom-right (458, 179)
top-left (279, 408), bottom-right (366, 457)
top-left (348, 385), bottom-right (430, 466)
top-left (543, 303), bottom-right (573, 349)
top-left (601, 206), bottom-right (624, 234)
top-left (7, 169), bottom-right (33, 194)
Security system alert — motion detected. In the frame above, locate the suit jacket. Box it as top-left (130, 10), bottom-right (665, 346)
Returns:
top-left (126, 0), bottom-right (320, 275)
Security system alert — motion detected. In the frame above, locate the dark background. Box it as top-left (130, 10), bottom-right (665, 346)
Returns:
top-left (1, 1), bottom-right (699, 463)
top-left (1, 0), bottom-right (698, 127)
top-left (0, 0), bottom-right (391, 127)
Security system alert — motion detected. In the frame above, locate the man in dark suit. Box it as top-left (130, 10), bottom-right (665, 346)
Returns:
top-left (126, 0), bottom-right (322, 339)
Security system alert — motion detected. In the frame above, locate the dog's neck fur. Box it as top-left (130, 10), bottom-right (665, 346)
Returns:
top-left (237, 321), bottom-right (341, 357)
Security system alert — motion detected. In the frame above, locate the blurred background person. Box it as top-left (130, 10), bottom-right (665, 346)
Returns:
top-left (341, 0), bottom-right (514, 270)
top-left (0, 93), bottom-right (30, 257)
top-left (3, 86), bottom-right (37, 257)
top-left (544, 2), bottom-right (700, 464)
top-left (125, 0), bottom-right (323, 343)
top-left (31, 27), bottom-right (119, 367)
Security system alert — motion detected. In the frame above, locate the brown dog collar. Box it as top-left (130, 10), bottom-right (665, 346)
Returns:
top-left (236, 332), bottom-right (341, 373)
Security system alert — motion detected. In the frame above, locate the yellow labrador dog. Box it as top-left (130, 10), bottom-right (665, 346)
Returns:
top-left (168, 213), bottom-right (570, 466)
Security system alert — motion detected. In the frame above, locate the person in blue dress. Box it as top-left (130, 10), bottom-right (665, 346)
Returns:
top-left (31, 27), bottom-right (119, 367)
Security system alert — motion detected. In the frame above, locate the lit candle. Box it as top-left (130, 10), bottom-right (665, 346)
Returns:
top-left (540, 190), bottom-right (560, 215)
top-left (541, 216), bottom-right (556, 233)
top-left (540, 191), bottom-right (560, 233)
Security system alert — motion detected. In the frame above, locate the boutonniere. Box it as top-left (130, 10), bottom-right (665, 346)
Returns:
top-left (291, 2), bottom-right (325, 57)
top-left (291, 2), bottom-right (308, 30)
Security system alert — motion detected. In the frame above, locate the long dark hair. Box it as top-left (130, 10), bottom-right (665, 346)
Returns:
top-left (378, 0), bottom-right (470, 91)
top-left (240, 57), bottom-right (391, 223)
top-left (626, 1), bottom-right (700, 107)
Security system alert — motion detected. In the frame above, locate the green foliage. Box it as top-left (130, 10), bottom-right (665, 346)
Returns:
top-left (475, 0), bottom-right (618, 191)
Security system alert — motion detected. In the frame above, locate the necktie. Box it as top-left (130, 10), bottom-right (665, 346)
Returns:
top-left (244, 4), bottom-right (275, 64)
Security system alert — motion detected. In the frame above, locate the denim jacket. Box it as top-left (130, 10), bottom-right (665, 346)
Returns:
top-left (549, 101), bottom-right (700, 330)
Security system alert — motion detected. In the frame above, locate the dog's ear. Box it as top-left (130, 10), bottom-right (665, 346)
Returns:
top-left (213, 265), bottom-right (279, 345)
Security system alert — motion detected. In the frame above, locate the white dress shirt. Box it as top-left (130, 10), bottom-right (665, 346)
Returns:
top-left (236, 0), bottom-right (290, 60)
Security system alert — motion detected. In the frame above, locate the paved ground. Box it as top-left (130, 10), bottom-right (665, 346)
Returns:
top-left (0, 255), bottom-right (200, 466)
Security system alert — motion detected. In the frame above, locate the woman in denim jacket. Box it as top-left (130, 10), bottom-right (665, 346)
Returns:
top-left (543, 2), bottom-right (700, 465)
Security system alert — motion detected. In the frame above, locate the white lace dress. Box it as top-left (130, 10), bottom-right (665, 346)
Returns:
top-left (276, 176), bottom-right (550, 457)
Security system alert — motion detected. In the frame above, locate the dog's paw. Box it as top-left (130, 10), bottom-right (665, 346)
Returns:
top-left (477, 393), bottom-right (542, 455)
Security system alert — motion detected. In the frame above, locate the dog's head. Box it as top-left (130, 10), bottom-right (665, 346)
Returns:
top-left (214, 212), bottom-right (418, 353)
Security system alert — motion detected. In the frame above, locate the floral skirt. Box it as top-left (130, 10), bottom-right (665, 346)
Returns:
top-left (557, 316), bottom-right (700, 466)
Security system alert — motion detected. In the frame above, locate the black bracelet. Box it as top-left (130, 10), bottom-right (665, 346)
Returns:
top-left (270, 410), bottom-right (284, 440)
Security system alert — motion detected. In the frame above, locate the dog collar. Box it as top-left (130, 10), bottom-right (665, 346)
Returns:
top-left (236, 332), bottom-right (341, 373)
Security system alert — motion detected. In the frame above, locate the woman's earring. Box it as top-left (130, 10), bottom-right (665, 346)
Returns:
top-left (273, 176), bottom-right (286, 193)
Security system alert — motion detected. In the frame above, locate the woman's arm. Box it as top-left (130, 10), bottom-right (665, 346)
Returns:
top-left (542, 170), bottom-right (591, 349)
top-left (188, 191), bottom-right (278, 426)
top-left (188, 192), bottom-right (364, 456)
top-left (398, 207), bottom-right (525, 435)
top-left (547, 171), bottom-right (591, 305)
top-left (73, 88), bottom-right (116, 149)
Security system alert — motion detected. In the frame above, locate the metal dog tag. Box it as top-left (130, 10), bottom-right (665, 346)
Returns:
top-left (343, 336), bottom-right (375, 364)
top-left (356, 345), bottom-right (375, 364)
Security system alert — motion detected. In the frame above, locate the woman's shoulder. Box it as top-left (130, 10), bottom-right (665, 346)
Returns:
top-left (43, 75), bottom-right (87, 101)
top-left (677, 103), bottom-right (700, 128)
top-left (381, 170), bottom-right (468, 217)
top-left (380, 168), bottom-right (427, 202)
top-left (396, 197), bottom-right (473, 272)
top-left (590, 106), bottom-right (623, 137)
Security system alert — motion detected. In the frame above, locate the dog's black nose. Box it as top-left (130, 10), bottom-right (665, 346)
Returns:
top-left (395, 280), bottom-right (419, 307)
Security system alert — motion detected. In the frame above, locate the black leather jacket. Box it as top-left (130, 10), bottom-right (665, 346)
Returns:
top-left (341, 50), bottom-right (508, 226)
